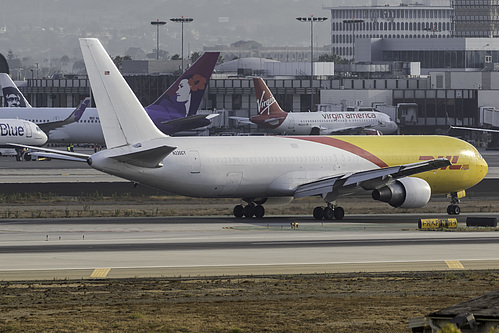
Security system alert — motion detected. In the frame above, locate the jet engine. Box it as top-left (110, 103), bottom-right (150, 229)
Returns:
top-left (371, 177), bottom-right (431, 208)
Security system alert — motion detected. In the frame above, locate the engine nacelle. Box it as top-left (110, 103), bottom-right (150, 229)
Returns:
top-left (371, 177), bottom-right (431, 208)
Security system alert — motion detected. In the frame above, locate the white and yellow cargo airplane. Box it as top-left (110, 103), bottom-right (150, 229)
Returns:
top-left (16, 38), bottom-right (488, 219)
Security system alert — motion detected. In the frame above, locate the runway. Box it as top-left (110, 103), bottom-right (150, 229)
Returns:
top-left (1, 214), bottom-right (499, 281)
top-left (0, 149), bottom-right (498, 281)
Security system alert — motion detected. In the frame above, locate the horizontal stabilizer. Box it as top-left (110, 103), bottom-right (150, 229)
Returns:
top-left (229, 116), bottom-right (254, 125)
top-left (161, 113), bottom-right (219, 126)
top-left (7, 143), bottom-right (90, 160)
top-left (109, 145), bottom-right (177, 168)
top-left (30, 152), bottom-right (89, 162)
top-left (264, 117), bottom-right (285, 125)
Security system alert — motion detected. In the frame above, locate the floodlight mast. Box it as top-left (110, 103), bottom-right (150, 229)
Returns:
top-left (296, 15), bottom-right (327, 111)
top-left (170, 17), bottom-right (194, 72)
top-left (151, 20), bottom-right (167, 60)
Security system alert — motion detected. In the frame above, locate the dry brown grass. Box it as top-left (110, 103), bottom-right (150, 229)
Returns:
top-left (0, 194), bottom-right (497, 219)
top-left (0, 271), bottom-right (498, 332)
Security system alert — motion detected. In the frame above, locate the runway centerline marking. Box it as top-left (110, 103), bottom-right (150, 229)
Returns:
top-left (445, 260), bottom-right (464, 269)
top-left (90, 268), bottom-right (111, 278)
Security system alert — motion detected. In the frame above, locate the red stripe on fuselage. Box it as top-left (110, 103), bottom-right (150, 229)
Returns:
top-left (291, 136), bottom-right (389, 168)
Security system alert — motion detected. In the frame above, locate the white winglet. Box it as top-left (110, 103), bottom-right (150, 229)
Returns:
top-left (79, 38), bottom-right (166, 149)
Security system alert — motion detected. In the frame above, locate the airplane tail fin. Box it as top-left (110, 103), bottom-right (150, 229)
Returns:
top-left (253, 78), bottom-right (286, 116)
top-left (79, 38), bottom-right (166, 149)
top-left (0, 73), bottom-right (32, 107)
top-left (146, 52), bottom-right (219, 118)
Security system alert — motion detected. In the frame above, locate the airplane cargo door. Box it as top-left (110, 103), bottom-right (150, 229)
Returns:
top-left (189, 150), bottom-right (201, 174)
top-left (23, 122), bottom-right (32, 138)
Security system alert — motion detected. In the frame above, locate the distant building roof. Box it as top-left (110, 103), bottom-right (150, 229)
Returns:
top-left (215, 58), bottom-right (279, 73)
top-left (125, 47), bottom-right (146, 61)
top-left (230, 40), bottom-right (262, 50)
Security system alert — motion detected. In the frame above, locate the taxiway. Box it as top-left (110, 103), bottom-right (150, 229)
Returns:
top-left (1, 214), bottom-right (499, 280)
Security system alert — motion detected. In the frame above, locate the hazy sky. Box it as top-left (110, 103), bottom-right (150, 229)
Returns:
top-left (1, 0), bottom-right (405, 60)
top-left (0, 0), bottom-right (402, 56)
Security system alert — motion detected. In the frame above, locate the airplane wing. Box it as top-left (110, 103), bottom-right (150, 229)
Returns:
top-left (450, 126), bottom-right (499, 133)
top-left (325, 124), bottom-right (377, 134)
top-left (294, 158), bottom-right (451, 199)
top-left (38, 97), bottom-right (90, 133)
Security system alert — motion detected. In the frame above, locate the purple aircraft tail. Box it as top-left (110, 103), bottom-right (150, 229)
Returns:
top-left (144, 52), bottom-right (219, 135)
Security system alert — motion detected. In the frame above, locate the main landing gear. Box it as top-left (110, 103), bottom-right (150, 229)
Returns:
top-left (447, 192), bottom-right (461, 215)
top-left (313, 203), bottom-right (345, 220)
top-left (233, 203), bottom-right (265, 218)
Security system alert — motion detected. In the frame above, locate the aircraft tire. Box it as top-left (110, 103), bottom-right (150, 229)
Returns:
top-left (233, 205), bottom-right (244, 218)
top-left (323, 207), bottom-right (334, 220)
top-left (243, 205), bottom-right (255, 218)
top-left (334, 207), bottom-right (345, 220)
top-left (254, 205), bottom-right (265, 218)
top-left (313, 206), bottom-right (324, 220)
top-left (447, 204), bottom-right (460, 215)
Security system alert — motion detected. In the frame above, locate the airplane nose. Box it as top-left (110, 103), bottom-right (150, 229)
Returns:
top-left (478, 156), bottom-right (488, 180)
top-left (41, 132), bottom-right (48, 144)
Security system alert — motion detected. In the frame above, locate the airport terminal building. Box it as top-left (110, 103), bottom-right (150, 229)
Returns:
top-left (11, 71), bottom-right (486, 138)
top-left (3, 0), bottom-right (499, 143)
top-left (325, 1), bottom-right (454, 60)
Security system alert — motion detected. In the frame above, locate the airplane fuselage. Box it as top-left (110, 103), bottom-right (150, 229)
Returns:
top-left (252, 110), bottom-right (398, 135)
top-left (89, 135), bottom-right (487, 200)
top-left (0, 119), bottom-right (47, 147)
top-left (0, 107), bottom-right (103, 144)
top-left (0, 106), bottom-right (211, 145)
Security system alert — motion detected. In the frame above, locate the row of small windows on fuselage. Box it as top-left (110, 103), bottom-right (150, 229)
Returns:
top-left (298, 119), bottom-right (375, 123)
top-left (25, 119), bottom-right (100, 124)
top-left (204, 154), bottom-right (416, 166)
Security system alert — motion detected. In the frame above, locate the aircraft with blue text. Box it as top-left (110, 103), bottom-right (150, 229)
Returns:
top-left (0, 51), bottom-right (219, 145)
top-left (0, 118), bottom-right (47, 147)
top-left (232, 78), bottom-right (398, 135)
top-left (16, 38), bottom-right (488, 219)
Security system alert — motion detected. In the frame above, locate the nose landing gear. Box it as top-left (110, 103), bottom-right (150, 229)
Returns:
top-left (447, 192), bottom-right (461, 215)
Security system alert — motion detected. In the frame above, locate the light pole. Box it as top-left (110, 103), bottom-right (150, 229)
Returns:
top-left (170, 17), bottom-right (194, 72)
top-left (296, 15), bottom-right (327, 111)
top-left (151, 19), bottom-right (167, 60)
top-left (343, 18), bottom-right (364, 62)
